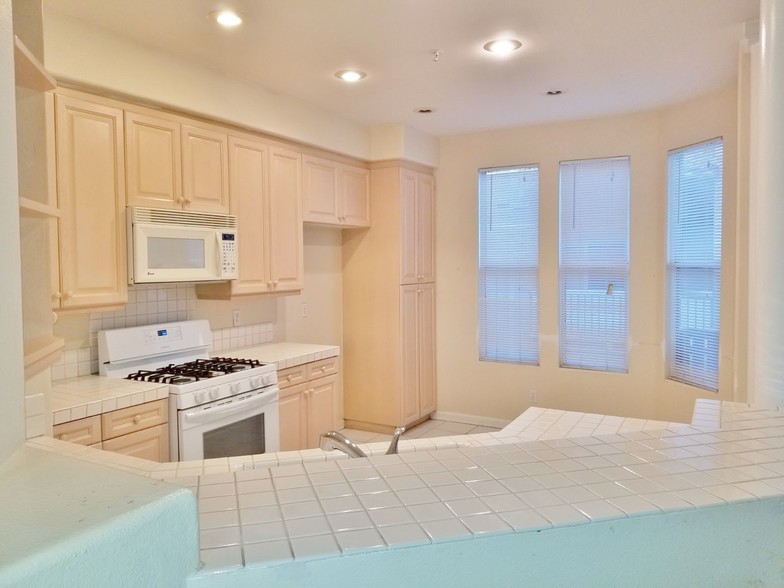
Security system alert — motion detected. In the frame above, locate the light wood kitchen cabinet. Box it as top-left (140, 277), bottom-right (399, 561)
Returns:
top-left (53, 415), bottom-right (102, 446)
top-left (343, 162), bottom-right (436, 432)
top-left (400, 283), bottom-right (436, 423)
top-left (125, 112), bottom-right (229, 213)
top-left (52, 398), bottom-right (169, 462)
top-left (302, 155), bottom-right (370, 228)
top-left (400, 169), bottom-right (435, 285)
top-left (196, 137), bottom-right (304, 298)
top-left (54, 94), bottom-right (127, 309)
top-left (102, 423), bottom-right (169, 462)
top-left (277, 357), bottom-right (339, 451)
top-left (124, 110), bottom-right (182, 209)
top-left (181, 123), bottom-right (230, 214)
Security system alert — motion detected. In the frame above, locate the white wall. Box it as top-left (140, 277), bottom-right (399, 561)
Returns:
top-left (436, 85), bottom-right (738, 424)
top-left (0, 0), bottom-right (26, 460)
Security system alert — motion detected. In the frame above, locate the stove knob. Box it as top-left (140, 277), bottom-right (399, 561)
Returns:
top-left (250, 376), bottom-right (262, 388)
top-left (230, 383), bottom-right (241, 394)
top-left (194, 391), bottom-right (206, 404)
top-left (209, 388), bottom-right (220, 400)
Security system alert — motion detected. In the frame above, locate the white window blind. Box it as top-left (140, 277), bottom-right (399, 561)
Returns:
top-left (667, 138), bottom-right (723, 391)
top-left (478, 165), bottom-right (539, 364)
top-left (559, 157), bottom-right (630, 372)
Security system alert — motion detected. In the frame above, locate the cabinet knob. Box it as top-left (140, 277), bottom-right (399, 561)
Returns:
top-left (273, 279), bottom-right (279, 288)
top-left (287, 374), bottom-right (293, 381)
top-left (184, 198), bottom-right (192, 205)
top-left (63, 291), bottom-right (73, 299)
top-left (176, 197), bottom-right (184, 204)
top-left (133, 415), bottom-right (142, 425)
top-left (53, 291), bottom-right (62, 299)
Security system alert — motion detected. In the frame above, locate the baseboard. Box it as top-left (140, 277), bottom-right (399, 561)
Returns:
top-left (431, 411), bottom-right (510, 429)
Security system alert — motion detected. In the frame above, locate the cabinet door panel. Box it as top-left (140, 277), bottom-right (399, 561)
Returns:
top-left (125, 111), bottom-right (182, 209)
top-left (268, 147), bottom-right (303, 292)
top-left (400, 285), bottom-right (420, 425)
top-left (306, 375), bottom-right (337, 449)
top-left (56, 96), bottom-right (127, 308)
top-left (302, 155), bottom-right (339, 224)
top-left (399, 170), bottom-right (418, 285)
top-left (182, 124), bottom-right (229, 213)
top-left (418, 283), bottom-right (437, 416)
top-left (416, 173), bottom-right (436, 283)
top-left (228, 137), bottom-right (271, 294)
top-left (279, 384), bottom-right (306, 451)
top-left (341, 165), bottom-right (370, 227)
top-left (102, 423), bottom-right (169, 462)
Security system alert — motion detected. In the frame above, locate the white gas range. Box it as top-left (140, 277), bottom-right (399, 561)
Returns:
top-left (98, 320), bottom-right (280, 461)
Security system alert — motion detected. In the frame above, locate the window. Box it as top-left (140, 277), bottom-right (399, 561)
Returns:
top-left (478, 165), bottom-right (539, 364)
top-left (667, 138), bottom-right (723, 390)
top-left (559, 157), bottom-right (630, 372)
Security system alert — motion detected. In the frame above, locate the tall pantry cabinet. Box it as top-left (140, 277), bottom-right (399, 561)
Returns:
top-left (342, 162), bottom-right (436, 432)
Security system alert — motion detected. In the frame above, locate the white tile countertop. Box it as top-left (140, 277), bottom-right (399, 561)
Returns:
top-left (48, 342), bottom-right (339, 426)
top-left (224, 342), bottom-right (340, 370)
top-left (26, 397), bottom-right (784, 581)
top-left (50, 376), bottom-right (169, 425)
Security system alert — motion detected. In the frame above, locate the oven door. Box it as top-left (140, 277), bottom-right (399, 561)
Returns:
top-left (177, 387), bottom-right (280, 461)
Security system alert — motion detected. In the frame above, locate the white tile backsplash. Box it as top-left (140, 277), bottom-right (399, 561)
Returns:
top-left (51, 282), bottom-right (274, 381)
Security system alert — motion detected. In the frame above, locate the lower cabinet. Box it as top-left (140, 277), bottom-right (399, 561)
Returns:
top-left (52, 398), bottom-right (169, 462)
top-left (278, 357), bottom-right (338, 451)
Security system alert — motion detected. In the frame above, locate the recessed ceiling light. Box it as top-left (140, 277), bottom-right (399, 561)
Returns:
top-left (415, 108), bottom-right (435, 114)
top-left (483, 39), bottom-right (523, 56)
top-left (209, 10), bottom-right (243, 28)
top-left (335, 70), bottom-right (367, 83)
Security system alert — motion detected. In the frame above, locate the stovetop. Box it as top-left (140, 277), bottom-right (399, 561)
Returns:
top-left (125, 357), bottom-right (265, 384)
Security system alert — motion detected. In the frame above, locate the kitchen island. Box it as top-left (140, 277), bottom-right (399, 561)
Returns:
top-left (20, 398), bottom-right (784, 586)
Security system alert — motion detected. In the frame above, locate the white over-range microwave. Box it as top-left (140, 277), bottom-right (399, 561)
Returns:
top-left (127, 206), bottom-right (239, 284)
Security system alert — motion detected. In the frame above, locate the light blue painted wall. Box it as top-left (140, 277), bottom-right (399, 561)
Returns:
top-left (0, 448), bottom-right (199, 587)
top-left (188, 499), bottom-right (784, 588)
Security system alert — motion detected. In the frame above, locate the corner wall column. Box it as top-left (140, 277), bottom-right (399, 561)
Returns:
top-left (749, 0), bottom-right (784, 407)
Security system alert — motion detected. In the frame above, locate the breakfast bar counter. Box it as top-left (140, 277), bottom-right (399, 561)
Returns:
top-left (24, 398), bottom-right (784, 586)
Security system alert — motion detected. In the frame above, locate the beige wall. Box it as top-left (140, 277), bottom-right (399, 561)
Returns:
top-left (435, 85), bottom-right (739, 424)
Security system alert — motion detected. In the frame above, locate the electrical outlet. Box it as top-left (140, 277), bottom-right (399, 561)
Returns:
top-left (232, 309), bottom-right (241, 326)
top-left (529, 389), bottom-right (538, 404)
top-left (301, 302), bottom-right (308, 318)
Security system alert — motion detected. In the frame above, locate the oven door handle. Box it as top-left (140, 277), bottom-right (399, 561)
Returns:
top-left (182, 389), bottom-right (278, 425)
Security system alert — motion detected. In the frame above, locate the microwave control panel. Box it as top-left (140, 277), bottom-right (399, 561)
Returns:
top-left (220, 232), bottom-right (238, 279)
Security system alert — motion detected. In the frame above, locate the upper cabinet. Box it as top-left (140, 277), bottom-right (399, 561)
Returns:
top-left (54, 94), bottom-right (128, 309)
top-left (181, 124), bottom-right (230, 213)
top-left (302, 155), bottom-right (370, 228)
top-left (124, 110), bottom-right (182, 209)
top-left (125, 110), bottom-right (229, 214)
top-left (400, 169), bottom-right (435, 285)
top-left (196, 136), bottom-right (303, 299)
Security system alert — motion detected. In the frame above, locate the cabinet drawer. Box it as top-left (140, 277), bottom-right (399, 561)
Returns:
top-left (306, 357), bottom-right (338, 380)
top-left (53, 415), bottom-right (101, 446)
top-left (278, 365), bottom-right (307, 389)
top-left (101, 398), bottom-right (168, 440)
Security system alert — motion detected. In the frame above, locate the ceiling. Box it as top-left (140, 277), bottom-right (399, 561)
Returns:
top-left (42, 0), bottom-right (759, 137)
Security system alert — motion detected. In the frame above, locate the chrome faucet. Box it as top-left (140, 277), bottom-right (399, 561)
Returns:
top-left (385, 426), bottom-right (406, 455)
top-left (319, 431), bottom-right (367, 458)
top-left (319, 425), bottom-right (407, 458)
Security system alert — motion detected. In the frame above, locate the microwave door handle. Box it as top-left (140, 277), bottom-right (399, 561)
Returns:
top-left (216, 231), bottom-right (223, 276)
top-left (182, 389), bottom-right (277, 425)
